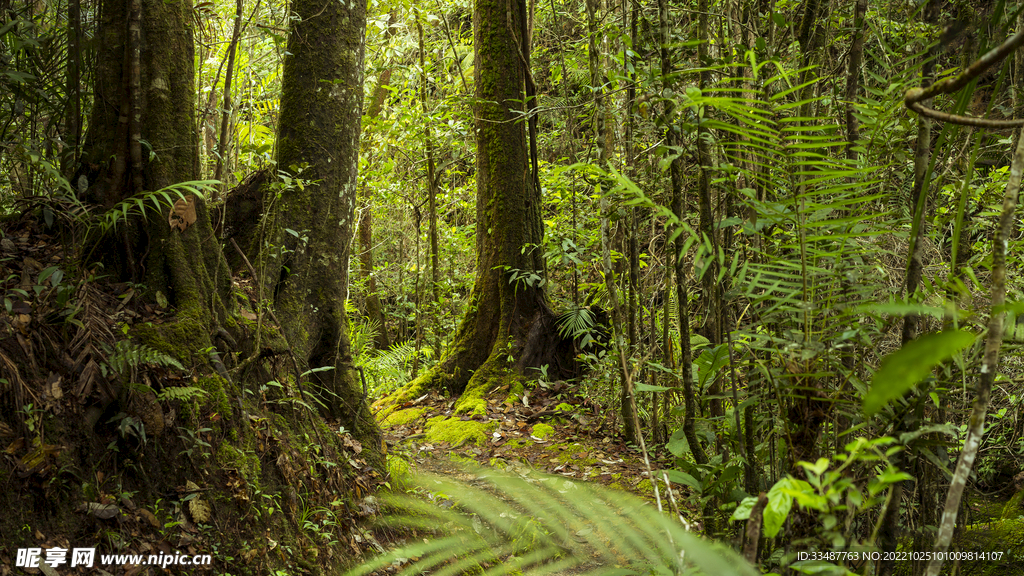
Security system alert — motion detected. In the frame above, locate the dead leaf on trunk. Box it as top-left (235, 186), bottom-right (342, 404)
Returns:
top-left (168, 195), bottom-right (197, 232)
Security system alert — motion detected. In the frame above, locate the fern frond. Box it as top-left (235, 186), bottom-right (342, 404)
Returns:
top-left (349, 465), bottom-right (756, 576)
top-left (555, 308), bottom-right (596, 339)
top-left (103, 341), bottom-right (184, 376)
top-left (157, 386), bottom-right (208, 403)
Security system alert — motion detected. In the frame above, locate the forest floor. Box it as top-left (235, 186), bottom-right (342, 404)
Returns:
top-left (375, 384), bottom-right (687, 506)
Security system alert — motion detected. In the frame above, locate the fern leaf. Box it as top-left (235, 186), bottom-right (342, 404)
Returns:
top-left (349, 465), bottom-right (757, 576)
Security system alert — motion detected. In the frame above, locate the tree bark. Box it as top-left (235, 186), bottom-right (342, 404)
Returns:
top-left (264, 0), bottom-right (380, 450)
top-left (659, 0), bottom-right (707, 467)
top-left (77, 0), bottom-right (233, 353)
top-left (393, 0), bottom-right (570, 411)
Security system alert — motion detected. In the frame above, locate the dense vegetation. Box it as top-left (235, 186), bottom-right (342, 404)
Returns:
top-left (1, 0), bottom-right (1024, 575)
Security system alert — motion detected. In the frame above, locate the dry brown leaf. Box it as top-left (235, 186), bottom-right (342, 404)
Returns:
top-left (189, 498), bottom-right (211, 523)
top-left (168, 195), bottom-right (197, 232)
top-left (138, 508), bottom-right (161, 528)
top-left (80, 502), bottom-right (121, 519)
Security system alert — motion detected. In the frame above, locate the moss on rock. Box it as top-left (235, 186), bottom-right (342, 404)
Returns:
top-left (531, 423), bottom-right (554, 439)
top-left (955, 518), bottom-right (1024, 574)
top-left (1002, 490), bottom-right (1024, 520)
top-left (379, 407), bottom-right (426, 429)
top-left (424, 416), bottom-right (496, 447)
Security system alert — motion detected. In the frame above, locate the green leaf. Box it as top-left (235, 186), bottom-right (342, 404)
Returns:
top-left (863, 330), bottom-right (976, 416)
top-left (730, 496), bottom-right (759, 522)
top-left (764, 477), bottom-right (799, 538)
top-left (797, 457), bottom-right (829, 477)
top-left (636, 383), bottom-right (671, 392)
top-left (666, 426), bottom-right (690, 457)
top-left (659, 469), bottom-right (702, 492)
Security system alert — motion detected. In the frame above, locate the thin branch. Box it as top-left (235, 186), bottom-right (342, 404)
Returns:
top-left (905, 29), bottom-right (1024, 128)
top-left (924, 123), bottom-right (1024, 576)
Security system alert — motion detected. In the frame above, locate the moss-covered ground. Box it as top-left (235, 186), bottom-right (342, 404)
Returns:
top-left (372, 386), bottom-right (678, 506)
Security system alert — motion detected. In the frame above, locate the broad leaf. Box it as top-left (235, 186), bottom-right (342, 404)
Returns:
top-left (863, 330), bottom-right (975, 416)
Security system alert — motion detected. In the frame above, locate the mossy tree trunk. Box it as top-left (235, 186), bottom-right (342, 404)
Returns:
top-left (398, 0), bottom-right (568, 414)
top-left (77, 0), bottom-right (232, 356)
top-left (262, 0), bottom-right (380, 446)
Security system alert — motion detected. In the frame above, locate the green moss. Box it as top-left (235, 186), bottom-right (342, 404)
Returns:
top-left (554, 403), bottom-right (573, 412)
top-left (448, 453), bottom-right (478, 466)
top-left (371, 379), bottom-right (427, 420)
top-left (546, 442), bottom-right (598, 466)
top-left (504, 380), bottom-right (525, 404)
top-left (131, 316), bottom-right (211, 366)
top-left (195, 375), bottom-right (231, 417)
top-left (957, 518), bottom-right (1024, 571)
top-left (456, 363), bottom-right (521, 416)
top-left (502, 438), bottom-right (531, 450)
top-left (217, 443), bottom-right (261, 485)
top-left (455, 386), bottom-right (488, 417)
top-left (424, 416), bottom-right (496, 448)
top-left (1003, 490), bottom-right (1024, 520)
top-left (379, 408), bottom-right (426, 429)
top-left (636, 479), bottom-right (654, 496)
top-left (531, 423), bottom-right (554, 439)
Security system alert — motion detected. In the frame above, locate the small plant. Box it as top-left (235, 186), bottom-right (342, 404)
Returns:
top-left (101, 340), bottom-right (184, 379)
top-left (20, 403), bottom-right (44, 437)
top-left (108, 412), bottom-right (146, 446)
top-left (178, 426), bottom-right (213, 460)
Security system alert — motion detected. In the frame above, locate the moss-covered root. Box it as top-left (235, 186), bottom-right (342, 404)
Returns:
top-left (424, 416), bottom-right (497, 448)
top-left (379, 408), bottom-right (426, 429)
top-left (453, 352), bottom-right (522, 416)
top-left (370, 368), bottom-right (444, 420)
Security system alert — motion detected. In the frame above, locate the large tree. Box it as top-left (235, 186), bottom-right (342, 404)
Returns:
top-left (392, 0), bottom-right (567, 413)
top-left (77, 0), bottom-right (232, 351)
top-left (259, 0), bottom-right (380, 445)
top-left (76, 0), bottom-right (381, 458)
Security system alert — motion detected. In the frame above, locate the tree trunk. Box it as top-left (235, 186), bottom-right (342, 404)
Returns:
top-left (264, 0), bottom-right (380, 449)
top-left (393, 0), bottom-right (571, 413)
top-left (358, 13), bottom-right (397, 351)
top-left (77, 0), bottom-right (233, 357)
top-left (658, 0), bottom-right (707, 467)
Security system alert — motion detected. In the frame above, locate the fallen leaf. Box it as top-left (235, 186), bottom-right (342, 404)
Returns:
top-left (138, 508), bottom-right (161, 528)
top-left (80, 502), bottom-right (121, 519)
top-left (189, 498), bottom-right (211, 523)
top-left (168, 195), bottom-right (197, 232)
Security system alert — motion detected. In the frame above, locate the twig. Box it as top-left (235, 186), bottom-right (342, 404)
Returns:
top-left (924, 122), bottom-right (1024, 576)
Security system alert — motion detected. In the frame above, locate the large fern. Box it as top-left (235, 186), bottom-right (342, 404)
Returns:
top-left (348, 465), bottom-right (757, 576)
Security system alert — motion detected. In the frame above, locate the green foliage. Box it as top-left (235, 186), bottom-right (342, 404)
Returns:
top-left (102, 340), bottom-right (185, 378)
top-left (863, 330), bottom-right (977, 416)
top-left (157, 386), bottom-right (209, 403)
top-left (365, 341), bottom-right (422, 395)
top-left (348, 465), bottom-right (758, 576)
